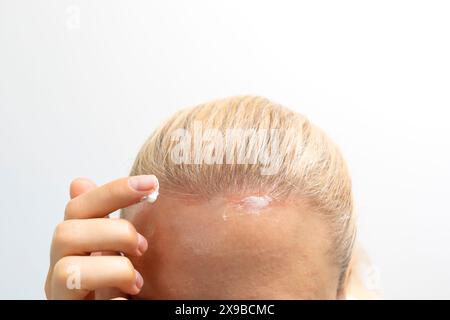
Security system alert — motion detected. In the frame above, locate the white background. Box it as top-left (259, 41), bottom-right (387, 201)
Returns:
top-left (1, 0), bottom-right (449, 299)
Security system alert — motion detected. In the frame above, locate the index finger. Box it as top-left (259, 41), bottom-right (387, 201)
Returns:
top-left (64, 175), bottom-right (158, 220)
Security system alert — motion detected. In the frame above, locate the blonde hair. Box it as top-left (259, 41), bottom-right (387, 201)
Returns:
top-left (130, 96), bottom-right (355, 289)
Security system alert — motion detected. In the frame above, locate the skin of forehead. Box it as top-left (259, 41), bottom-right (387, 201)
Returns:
top-left (124, 193), bottom-right (339, 299)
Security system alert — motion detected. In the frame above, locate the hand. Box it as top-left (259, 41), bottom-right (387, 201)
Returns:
top-left (44, 175), bottom-right (158, 299)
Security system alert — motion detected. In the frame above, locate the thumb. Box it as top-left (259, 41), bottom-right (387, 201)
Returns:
top-left (70, 177), bottom-right (97, 199)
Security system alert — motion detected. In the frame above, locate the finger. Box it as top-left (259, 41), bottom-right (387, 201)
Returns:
top-left (64, 175), bottom-right (158, 220)
top-left (70, 178), bottom-right (97, 199)
top-left (50, 256), bottom-right (143, 299)
top-left (68, 178), bottom-right (115, 256)
top-left (95, 287), bottom-right (129, 300)
top-left (51, 219), bottom-right (148, 264)
top-left (94, 256), bottom-right (129, 300)
top-left (68, 179), bottom-right (120, 260)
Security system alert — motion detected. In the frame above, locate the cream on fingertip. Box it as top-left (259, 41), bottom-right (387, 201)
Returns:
top-left (146, 187), bottom-right (159, 203)
top-left (140, 176), bottom-right (159, 203)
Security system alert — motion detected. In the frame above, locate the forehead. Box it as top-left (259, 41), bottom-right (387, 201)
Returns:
top-left (125, 194), bottom-right (337, 298)
top-left (128, 194), bottom-right (326, 251)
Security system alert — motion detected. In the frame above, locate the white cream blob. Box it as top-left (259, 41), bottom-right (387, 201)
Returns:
top-left (238, 195), bottom-right (272, 212)
top-left (146, 188), bottom-right (159, 203)
top-left (140, 177), bottom-right (159, 203)
top-left (222, 195), bottom-right (272, 220)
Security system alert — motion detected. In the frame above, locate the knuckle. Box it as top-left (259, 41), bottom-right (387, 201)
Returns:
top-left (52, 220), bottom-right (77, 247)
top-left (116, 219), bottom-right (138, 247)
top-left (53, 221), bottom-right (69, 245)
top-left (52, 257), bottom-right (75, 285)
top-left (64, 200), bottom-right (78, 219)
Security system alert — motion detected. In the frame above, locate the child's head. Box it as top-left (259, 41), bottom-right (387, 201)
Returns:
top-left (124, 96), bottom-right (355, 299)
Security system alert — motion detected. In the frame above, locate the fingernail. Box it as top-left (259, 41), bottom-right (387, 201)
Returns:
top-left (129, 175), bottom-right (157, 192)
top-left (137, 234), bottom-right (148, 255)
top-left (135, 270), bottom-right (144, 289)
